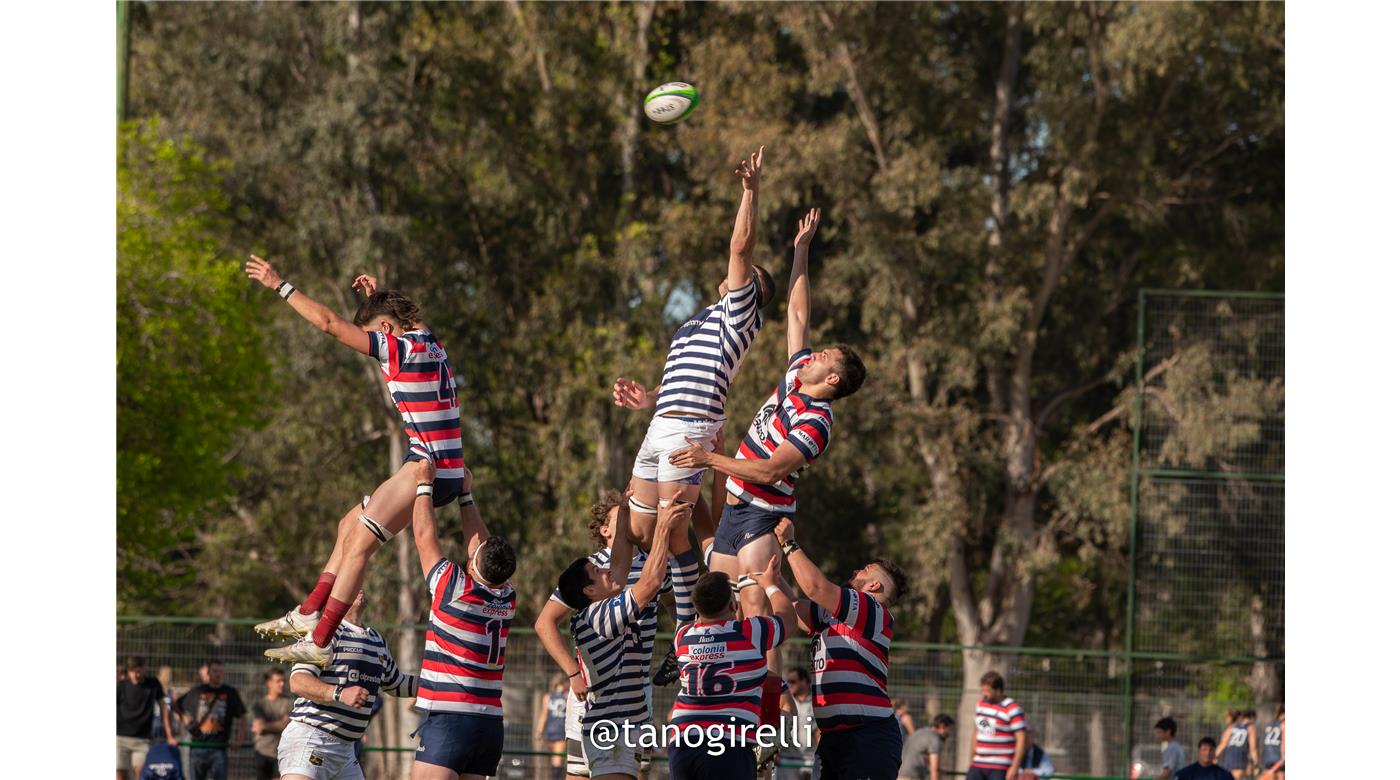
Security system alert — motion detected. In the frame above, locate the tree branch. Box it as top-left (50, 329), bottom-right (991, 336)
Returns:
top-left (816, 7), bottom-right (888, 172)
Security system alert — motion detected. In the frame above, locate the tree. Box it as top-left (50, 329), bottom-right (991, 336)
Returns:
top-left (117, 118), bottom-right (272, 610)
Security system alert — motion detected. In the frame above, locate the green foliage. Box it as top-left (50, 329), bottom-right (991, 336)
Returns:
top-left (121, 1), bottom-right (1283, 660)
top-left (117, 118), bottom-right (272, 610)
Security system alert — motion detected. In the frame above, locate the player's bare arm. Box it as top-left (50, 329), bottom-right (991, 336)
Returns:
top-left (668, 437), bottom-right (808, 486)
top-left (773, 517), bottom-right (842, 614)
top-left (629, 499), bottom-right (691, 606)
top-left (727, 145), bottom-right (764, 290)
top-left (787, 208), bottom-right (819, 358)
top-left (612, 377), bottom-right (659, 410)
top-left (755, 553), bottom-right (798, 640)
top-left (457, 467), bottom-right (488, 561)
top-left (534, 599), bottom-right (586, 698)
top-left (409, 459), bottom-right (446, 579)
top-left (289, 668), bottom-right (370, 708)
top-left (245, 254), bottom-right (372, 354)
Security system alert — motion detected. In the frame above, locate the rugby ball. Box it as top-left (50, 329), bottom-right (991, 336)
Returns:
top-left (644, 82), bottom-right (700, 125)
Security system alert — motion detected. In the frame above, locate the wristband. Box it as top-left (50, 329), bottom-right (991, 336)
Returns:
top-left (415, 484), bottom-right (433, 497)
top-left (333, 684), bottom-right (343, 703)
top-left (276, 281), bottom-right (296, 299)
top-left (458, 492), bottom-right (474, 507)
top-left (568, 670), bottom-right (581, 679)
top-left (765, 585), bottom-right (783, 599)
top-left (781, 539), bottom-right (801, 556)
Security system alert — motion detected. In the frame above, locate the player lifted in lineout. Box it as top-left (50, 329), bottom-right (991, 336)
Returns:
top-left (669, 208), bottom-right (866, 619)
top-left (611, 146), bottom-right (776, 629)
top-left (244, 257), bottom-right (467, 665)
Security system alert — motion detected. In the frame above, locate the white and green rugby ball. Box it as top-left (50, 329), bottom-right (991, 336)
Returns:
top-left (644, 82), bottom-right (700, 125)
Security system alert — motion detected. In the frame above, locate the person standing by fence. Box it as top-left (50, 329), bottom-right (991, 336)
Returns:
top-left (1154, 717), bottom-right (1189, 780)
top-left (251, 668), bottom-right (292, 780)
top-left (967, 671), bottom-right (1027, 780)
top-left (119, 655), bottom-right (177, 780)
top-left (1216, 709), bottom-right (1256, 779)
top-left (176, 659), bottom-right (245, 780)
top-left (1259, 705), bottom-right (1283, 780)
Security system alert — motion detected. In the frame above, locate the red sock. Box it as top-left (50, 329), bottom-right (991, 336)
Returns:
top-left (298, 572), bottom-right (336, 616)
top-left (313, 597), bottom-right (350, 647)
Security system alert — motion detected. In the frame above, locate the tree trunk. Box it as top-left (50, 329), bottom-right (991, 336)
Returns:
top-left (618, 1), bottom-right (655, 203)
top-left (1247, 592), bottom-right (1281, 705)
top-left (1087, 705), bottom-right (1108, 776)
top-left (988, 5), bottom-right (1024, 255)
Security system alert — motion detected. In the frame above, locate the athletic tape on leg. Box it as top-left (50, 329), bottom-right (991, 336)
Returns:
top-left (629, 497), bottom-right (657, 515)
top-left (359, 513), bottom-right (392, 543)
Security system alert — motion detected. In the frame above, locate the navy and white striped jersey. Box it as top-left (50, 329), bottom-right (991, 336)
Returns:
top-left (670, 616), bottom-right (785, 742)
top-left (416, 558), bottom-right (516, 718)
top-left (570, 560), bottom-right (668, 729)
top-left (290, 622), bottom-right (416, 742)
top-left (549, 548), bottom-right (672, 609)
top-left (807, 587), bottom-right (894, 732)
top-left (654, 279), bottom-right (763, 420)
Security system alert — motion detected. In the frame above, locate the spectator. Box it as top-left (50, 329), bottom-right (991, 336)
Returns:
top-left (1216, 709), bottom-right (1257, 779)
top-left (1154, 717), bottom-right (1189, 780)
top-left (894, 698), bottom-right (917, 739)
top-left (535, 673), bottom-right (568, 780)
top-left (151, 666), bottom-right (179, 742)
top-left (778, 666), bottom-right (817, 780)
top-left (1172, 737), bottom-right (1233, 780)
top-left (897, 714), bottom-right (954, 780)
top-left (250, 668), bottom-right (292, 780)
top-left (138, 743), bottom-right (186, 780)
top-left (1017, 726), bottom-right (1054, 779)
top-left (967, 671), bottom-right (1027, 780)
top-left (176, 659), bottom-right (245, 780)
top-left (119, 655), bottom-right (177, 780)
top-left (1259, 704), bottom-right (1283, 780)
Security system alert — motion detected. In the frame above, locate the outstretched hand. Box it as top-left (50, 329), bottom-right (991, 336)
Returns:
top-left (736, 145), bottom-right (765, 191)
top-left (351, 274), bottom-right (378, 297)
top-left (793, 208), bottom-right (821, 248)
top-left (612, 377), bottom-right (653, 410)
top-left (772, 517), bottom-right (796, 545)
top-left (245, 255), bottom-right (285, 290)
top-left (755, 554), bottom-right (782, 590)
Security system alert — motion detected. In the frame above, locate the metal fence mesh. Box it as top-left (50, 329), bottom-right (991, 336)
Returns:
top-left (1139, 294), bottom-right (1284, 476)
top-left (118, 620), bottom-right (1146, 779)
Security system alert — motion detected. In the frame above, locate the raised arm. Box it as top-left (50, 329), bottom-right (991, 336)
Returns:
top-left (245, 255), bottom-right (371, 354)
top-left (727, 146), bottom-right (764, 290)
top-left (410, 460), bottom-right (445, 580)
top-left (787, 208), bottom-right (820, 358)
top-left (772, 517), bottom-right (842, 614)
top-left (534, 599), bottom-right (587, 698)
top-left (629, 499), bottom-right (691, 606)
top-left (457, 468), bottom-right (488, 561)
top-left (755, 554), bottom-right (798, 640)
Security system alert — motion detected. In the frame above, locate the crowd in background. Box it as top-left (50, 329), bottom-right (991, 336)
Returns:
top-left (120, 653), bottom-right (1282, 780)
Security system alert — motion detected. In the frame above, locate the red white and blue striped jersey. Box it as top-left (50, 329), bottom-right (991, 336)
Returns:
top-left (727, 349), bottom-right (834, 512)
top-left (669, 616), bottom-right (785, 742)
top-left (806, 588), bottom-right (893, 732)
top-left (971, 697), bottom-right (1026, 769)
top-left (367, 329), bottom-right (464, 481)
top-left (655, 279), bottom-right (764, 421)
top-left (415, 558), bottom-right (515, 718)
top-left (290, 622), bottom-right (416, 741)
